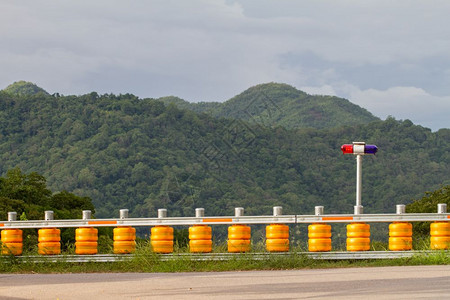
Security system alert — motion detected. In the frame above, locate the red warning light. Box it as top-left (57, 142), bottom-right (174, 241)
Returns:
top-left (341, 144), bottom-right (354, 154)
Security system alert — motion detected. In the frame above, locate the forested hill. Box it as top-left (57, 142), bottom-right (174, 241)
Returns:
top-left (3, 81), bottom-right (49, 97)
top-left (159, 83), bottom-right (379, 129)
top-left (0, 82), bottom-right (449, 218)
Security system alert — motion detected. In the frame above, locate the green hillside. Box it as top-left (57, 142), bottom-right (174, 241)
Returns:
top-left (0, 84), bottom-right (448, 220)
top-left (159, 96), bottom-right (222, 115)
top-left (3, 81), bottom-right (49, 97)
top-left (159, 83), bottom-right (379, 129)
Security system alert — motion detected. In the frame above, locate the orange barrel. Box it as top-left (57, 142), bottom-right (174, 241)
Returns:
top-left (266, 224), bottom-right (289, 252)
top-left (308, 223), bottom-right (332, 252)
top-left (388, 221), bottom-right (413, 237)
top-left (388, 222), bottom-right (412, 251)
top-left (38, 228), bottom-right (61, 255)
top-left (75, 227), bottom-right (98, 255)
top-left (151, 226), bottom-right (174, 253)
top-left (113, 226), bottom-right (136, 254)
top-left (346, 223), bottom-right (370, 251)
top-left (430, 222), bottom-right (450, 250)
top-left (1, 229), bottom-right (23, 256)
top-left (189, 225), bottom-right (212, 253)
top-left (228, 225), bottom-right (251, 253)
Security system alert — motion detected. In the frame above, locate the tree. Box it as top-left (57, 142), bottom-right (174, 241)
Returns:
top-left (0, 169), bottom-right (97, 250)
top-left (0, 168), bottom-right (51, 205)
top-left (406, 185), bottom-right (450, 237)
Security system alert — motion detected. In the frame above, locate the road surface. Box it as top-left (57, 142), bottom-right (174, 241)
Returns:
top-left (0, 265), bottom-right (449, 299)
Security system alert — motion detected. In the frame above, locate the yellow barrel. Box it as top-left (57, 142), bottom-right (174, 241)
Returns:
top-left (228, 239), bottom-right (251, 253)
top-left (430, 236), bottom-right (450, 250)
top-left (308, 224), bottom-right (331, 238)
top-left (75, 227), bottom-right (98, 255)
top-left (266, 239), bottom-right (289, 252)
top-left (266, 224), bottom-right (289, 239)
top-left (430, 222), bottom-right (450, 237)
top-left (430, 222), bottom-right (450, 250)
top-left (389, 222), bottom-right (412, 237)
top-left (308, 224), bottom-right (332, 252)
top-left (389, 222), bottom-right (412, 251)
top-left (189, 239), bottom-right (213, 253)
top-left (308, 238), bottom-right (332, 252)
top-left (228, 225), bottom-right (251, 240)
top-left (113, 226), bottom-right (136, 254)
top-left (347, 223), bottom-right (370, 238)
top-left (389, 237), bottom-right (413, 251)
top-left (266, 224), bottom-right (289, 252)
top-left (347, 238), bottom-right (371, 251)
top-left (228, 225), bottom-right (251, 253)
top-left (114, 241), bottom-right (137, 254)
top-left (1, 229), bottom-right (23, 256)
top-left (114, 227), bottom-right (136, 241)
top-left (38, 228), bottom-right (61, 255)
top-left (189, 225), bottom-right (212, 253)
top-left (189, 225), bottom-right (212, 240)
top-left (151, 226), bottom-right (174, 253)
top-left (347, 223), bottom-right (370, 251)
top-left (1, 229), bottom-right (23, 243)
top-left (75, 242), bottom-right (98, 255)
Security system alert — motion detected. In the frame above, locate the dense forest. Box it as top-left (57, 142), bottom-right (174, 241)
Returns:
top-left (159, 82), bottom-right (379, 129)
top-left (0, 82), bottom-right (449, 220)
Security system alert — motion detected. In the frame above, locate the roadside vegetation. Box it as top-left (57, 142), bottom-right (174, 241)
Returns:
top-left (1, 240), bottom-right (448, 274)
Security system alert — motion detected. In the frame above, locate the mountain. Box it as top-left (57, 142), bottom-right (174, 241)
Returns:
top-left (159, 83), bottom-right (379, 129)
top-left (3, 81), bottom-right (49, 97)
top-left (0, 84), bottom-right (448, 220)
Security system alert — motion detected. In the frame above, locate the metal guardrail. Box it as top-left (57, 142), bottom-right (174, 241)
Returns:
top-left (296, 213), bottom-right (450, 223)
top-left (1, 213), bottom-right (449, 229)
top-left (2, 251), bottom-right (445, 263)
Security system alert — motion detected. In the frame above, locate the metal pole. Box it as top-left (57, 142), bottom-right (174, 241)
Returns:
top-left (437, 203), bottom-right (447, 214)
top-left (354, 154), bottom-right (363, 215)
top-left (82, 210), bottom-right (92, 220)
top-left (195, 208), bottom-right (205, 218)
top-left (273, 206), bottom-right (283, 216)
top-left (315, 206), bottom-right (324, 216)
top-left (158, 209), bottom-right (167, 218)
top-left (119, 209), bottom-right (129, 219)
top-left (396, 205), bottom-right (406, 214)
top-left (7, 212), bottom-right (17, 222)
top-left (235, 207), bottom-right (244, 217)
top-left (44, 211), bottom-right (54, 221)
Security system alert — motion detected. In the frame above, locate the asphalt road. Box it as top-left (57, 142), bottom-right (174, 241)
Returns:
top-left (0, 265), bottom-right (449, 299)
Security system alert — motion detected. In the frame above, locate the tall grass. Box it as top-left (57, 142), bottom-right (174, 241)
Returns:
top-left (1, 238), bottom-right (448, 274)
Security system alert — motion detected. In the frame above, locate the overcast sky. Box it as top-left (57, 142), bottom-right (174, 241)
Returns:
top-left (1, 1), bottom-right (449, 131)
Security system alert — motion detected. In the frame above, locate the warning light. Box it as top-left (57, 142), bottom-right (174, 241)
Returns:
top-left (341, 144), bottom-right (353, 154)
top-left (341, 143), bottom-right (378, 155)
top-left (340, 141), bottom-right (378, 215)
top-left (363, 145), bottom-right (378, 155)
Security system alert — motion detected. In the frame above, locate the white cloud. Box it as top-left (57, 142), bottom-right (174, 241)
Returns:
top-left (351, 86), bottom-right (450, 128)
top-left (300, 84), bottom-right (450, 131)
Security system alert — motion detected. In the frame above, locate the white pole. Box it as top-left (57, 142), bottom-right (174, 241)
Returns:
top-left (354, 154), bottom-right (363, 214)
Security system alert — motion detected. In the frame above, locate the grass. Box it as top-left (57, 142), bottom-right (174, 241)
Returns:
top-left (1, 239), bottom-right (448, 274)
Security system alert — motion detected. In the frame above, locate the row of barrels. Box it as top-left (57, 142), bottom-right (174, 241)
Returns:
top-left (2, 221), bottom-right (450, 256)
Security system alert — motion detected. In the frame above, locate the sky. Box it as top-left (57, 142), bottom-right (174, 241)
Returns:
top-left (1, 0), bottom-right (449, 131)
